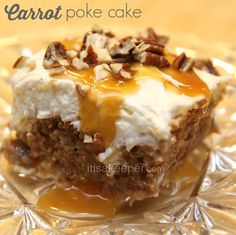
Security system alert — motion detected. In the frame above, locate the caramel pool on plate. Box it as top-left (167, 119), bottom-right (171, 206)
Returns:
top-left (36, 158), bottom-right (199, 218)
top-left (37, 182), bottom-right (120, 218)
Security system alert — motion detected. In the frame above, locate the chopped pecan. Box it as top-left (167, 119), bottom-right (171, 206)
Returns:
top-left (73, 44), bottom-right (81, 52)
top-left (72, 57), bottom-right (89, 70)
top-left (104, 31), bottom-right (115, 38)
top-left (140, 52), bottom-right (170, 68)
top-left (146, 43), bottom-right (164, 55)
top-left (84, 45), bottom-right (98, 65)
top-left (110, 63), bottom-right (132, 79)
top-left (76, 83), bottom-right (90, 97)
top-left (83, 134), bottom-right (94, 143)
top-left (91, 24), bottom-right (115, 38)
top-left (93, 133), bottom-right (103, 144)
top-left (146, 27), bottom-right (169, 46)
top-left (138, 27), bottom-right (169, 46)
top-left (13, 56), bottom-right (29, 68)
top-left (112, 54), bottom-right (133, 63)
top-left (147, 28), bottom-right (158, 40)
top-left (83, 33), bottom-right (108, 49)
top-left (110, 37), bottom-right (136, 56)
top-left (66, 50), bottom-right (78, 59)
top-left (94, 63), bottom-right (111, 81)
top-left (110, 63), bottom-right (123, 74)
top-left (91, 24), bottom-right (104, 34)
top-left (134, 41), bottom-right (164, 56)
top-left (13, 56), bottom-right (36, 70)
top-left (172, 52), bottom-right (194, 72)
top-left (194, 59), bottom-right (219, 75)
top-left (172, 53), bottom-right (186, 69)
top-left (43, 42), bottom-right (68, 70)
top-left (80, 50), bottom-right (88, 61)
top-left (47, 65), bottom-right (66, 75)
top-left (182, 58), bottom-right (194, 72)
top-left (93, 48), bottom-right (113, 64)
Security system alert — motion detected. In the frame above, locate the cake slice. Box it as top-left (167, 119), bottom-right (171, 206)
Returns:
top-left (3, 26), bottom-right (229, 202)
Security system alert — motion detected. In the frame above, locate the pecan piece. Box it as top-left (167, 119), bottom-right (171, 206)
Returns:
top-left (13, 56), bottom-right (29, 68)
top-left (146, 43), bottom-right (164, 55)
top-left (67, 50), bottom-right (78, 59)
top-left (112, 54), bottom-right (133, 63)
top-left (110, 37), bottom-right (136, 56)
top-left (76, 83), bottom-right (90, 97)
top-left (110, 63), bottom-right (132, 79)
top-left (72, 57), bottom-right (89, 70)
top-left (172, 52), bottom-right (194, 72)
top-left (94, 63), bottom-right (111, 81)
top-left (91, 24), bottom-right (115, 38)
top-left (194, 59), bottom-right (219, 75)
top-left (140, 52), bottom-right (170, 68)
top-left (13, 56), bottom-right (36, 70)
top-left (134, 41), bottom-right (164, 56)
top-left (83, 33), bottom-right (108, 49)
top-left (84, 45), bottom-right (98, 65)
top-left (138, 27), bottom-right (169, 46)
top-left (47, 65), bottom-right (66, 75)
top-left (93, 48), bottom-right (113, 64)
top-left (146, 27), bottom-right (169, 46)
top-left (43, 41), bottom-right (68, 70)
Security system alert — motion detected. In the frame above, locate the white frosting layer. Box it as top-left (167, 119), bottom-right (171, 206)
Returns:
top-left (11, 52), bottom-right (230, 161)
top-left (12, 51), bottom-right (80, 131)
top-left (98, 79), bottom-right (201, 161)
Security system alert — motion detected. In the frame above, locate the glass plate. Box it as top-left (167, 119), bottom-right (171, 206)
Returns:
top-left (0, 27), bottom-right (236, 234)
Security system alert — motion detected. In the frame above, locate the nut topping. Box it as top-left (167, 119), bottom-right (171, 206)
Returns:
top-left (172, 52), bottom-right (194, 72)
top-left (76, 83), bottom-right (90, 97)
top-left (140, 52), bottom-right (170, 68)
top-left (110, 63), bottom-right (132, 79)
top-left (13, 56), bottom-right (36, 70)
top-left (72, 57), bottom-right (89, 70)
top-left (42, 26), bottom-right (220, 81)
top-left (110, 37), bottom-right (136, 56)
top-left (84, 45), bottom-right (98, 65)
top-left (194, 59), bottom-right (219, 75)
top-left (93, 47), bottom-right (113, 64)
top-left (94, 64), bottom-right (111, 81)
top-left (43, 42), bottom-right (69, 74)
top-left (138, 27), bottom-right (169, 46)
top-left (66, 50), bottom-right (78, 59)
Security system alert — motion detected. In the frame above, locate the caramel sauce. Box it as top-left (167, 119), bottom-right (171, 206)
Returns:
top-left (36, 158), bottom-right (199, 217)
top-left (163, 68), bottom-right (210, 98)
top-left (134, 65), bottom-right (210, 98)
top-left (61, 38), bottom-right (81, 51)
top-left (64, 68), bottom-right (138, 147)
top-left (170, 159), bottom-right (199, 180)
top-left (37, 182), bottom-right (120, 218)
top-left (55, 63), bottom-right (210, 147)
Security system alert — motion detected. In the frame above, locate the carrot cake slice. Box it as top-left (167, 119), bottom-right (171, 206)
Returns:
top-left (3, 26), bottom-right (230, 202)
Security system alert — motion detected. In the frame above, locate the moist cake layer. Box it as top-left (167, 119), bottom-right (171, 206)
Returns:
top-left (4, 26), bottom-right (230, 201)
top-left (4, 98), bottom-right (215, 201)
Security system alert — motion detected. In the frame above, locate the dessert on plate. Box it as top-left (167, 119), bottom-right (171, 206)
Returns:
top-left (3, 26), bottom-right (229, 202)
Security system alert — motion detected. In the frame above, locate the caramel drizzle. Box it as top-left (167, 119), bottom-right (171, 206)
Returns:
top-left (55, 63), bottom-right (210, 148)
